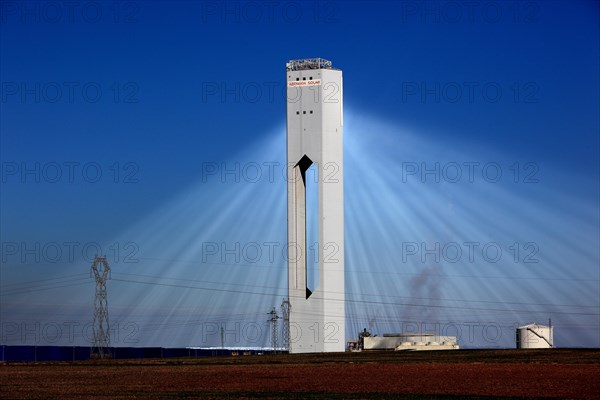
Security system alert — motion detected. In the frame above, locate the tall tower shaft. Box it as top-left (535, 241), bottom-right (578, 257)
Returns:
top-left (286, 58), bottom-right (345, 353)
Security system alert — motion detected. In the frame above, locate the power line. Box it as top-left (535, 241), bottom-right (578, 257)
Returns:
top-left (111, 271), bottom-right (600, 310)
top-left (0, 279), bottom-right (92, 296)
top-left (2, 270), bottom-right (596, 313)
top-left (0, 273), bottom-right (88, 288)
top-left (110, 276), bottom-right (599, 316)
top-left (136, 256), bottom-right (597, 282)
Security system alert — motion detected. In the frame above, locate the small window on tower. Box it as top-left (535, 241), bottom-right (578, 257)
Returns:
top-left (309, 77), bottom-right (312, 80)
top-left (296, 78), bottom-right (299, 81)
top-left (310, 110), bottom-right (313, 114)
top-left (303, 111), bottom-right (306, 114)
top-left (296, 111), bottom-right (299, 115)
top-left (303, 77), bottom-right (306, 80)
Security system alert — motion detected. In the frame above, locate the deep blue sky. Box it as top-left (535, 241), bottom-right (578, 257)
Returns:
top-left (1, 1), bottom-right (599, 348)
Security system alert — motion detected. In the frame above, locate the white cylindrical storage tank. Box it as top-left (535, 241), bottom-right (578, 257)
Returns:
top-left (516, 324), bottom-right (553, 349)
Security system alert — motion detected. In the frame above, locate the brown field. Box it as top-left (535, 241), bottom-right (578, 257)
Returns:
top-left (1, 349), bottom-right (600, 399)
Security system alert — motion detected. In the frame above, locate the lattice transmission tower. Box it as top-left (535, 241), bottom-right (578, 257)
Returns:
top-left (268, 307), bottom-right (280, 353)
top-left (280, 298), bottom-right (291, 352)
top-left (90, 256), bottom-right (111, 359)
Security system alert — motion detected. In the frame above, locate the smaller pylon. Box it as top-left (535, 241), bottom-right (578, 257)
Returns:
top-left (268, 307), bottom-right (280, 353)
top-left (280, 299), bottom-right (291, 351)
top-left (90, 256), bottom-right (111, 359)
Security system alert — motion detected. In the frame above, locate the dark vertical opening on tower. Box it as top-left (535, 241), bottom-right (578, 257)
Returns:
top-left (296, 155), bottom-right (319, 299)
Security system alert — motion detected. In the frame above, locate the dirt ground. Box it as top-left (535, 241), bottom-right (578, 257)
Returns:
top-left (1, 349), bottom-right (599, 399)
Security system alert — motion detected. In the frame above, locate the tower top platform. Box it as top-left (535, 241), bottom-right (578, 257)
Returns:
top-left (286, 58), bottom-right (333, 71)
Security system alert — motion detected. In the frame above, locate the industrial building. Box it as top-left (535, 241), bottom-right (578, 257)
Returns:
top-left (363, 333), bottom-right (459, 351)
top-left (516, 323), bottom-right (554, 349)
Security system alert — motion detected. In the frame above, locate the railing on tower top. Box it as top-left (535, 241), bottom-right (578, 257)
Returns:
top-left (286, 58), bottom-right (333, 71)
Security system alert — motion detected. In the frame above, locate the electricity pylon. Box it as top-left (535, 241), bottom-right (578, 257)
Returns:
top-left (280, 299), bottom-right (291, 352)
top-left (268, 307), bottom-right (280, 353)
top-left (90, 256), bottom-right (111, 359)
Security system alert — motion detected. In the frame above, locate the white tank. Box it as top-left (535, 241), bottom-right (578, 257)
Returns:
top-left (516, 324), bottom-right (553, 348)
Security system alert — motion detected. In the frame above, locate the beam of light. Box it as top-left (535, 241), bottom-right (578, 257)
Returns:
top-left (343, 113), bottom-right (599, 347)
top-left (2, 111), bottom-right (598, 349)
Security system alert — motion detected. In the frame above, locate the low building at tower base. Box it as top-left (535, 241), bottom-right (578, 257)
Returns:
top-left (363, 333), bottom-right (459, 351)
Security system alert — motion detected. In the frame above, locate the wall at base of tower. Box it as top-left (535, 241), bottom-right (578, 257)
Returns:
top-left (286, 61), bottom-right (344, 353)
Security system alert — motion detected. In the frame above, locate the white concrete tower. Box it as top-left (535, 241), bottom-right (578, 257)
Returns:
top-left (286, 58), bottom-right (344, 353)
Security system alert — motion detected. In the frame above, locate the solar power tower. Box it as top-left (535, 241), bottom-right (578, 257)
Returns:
top-left (286, 58), bottom-right (345, 353)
